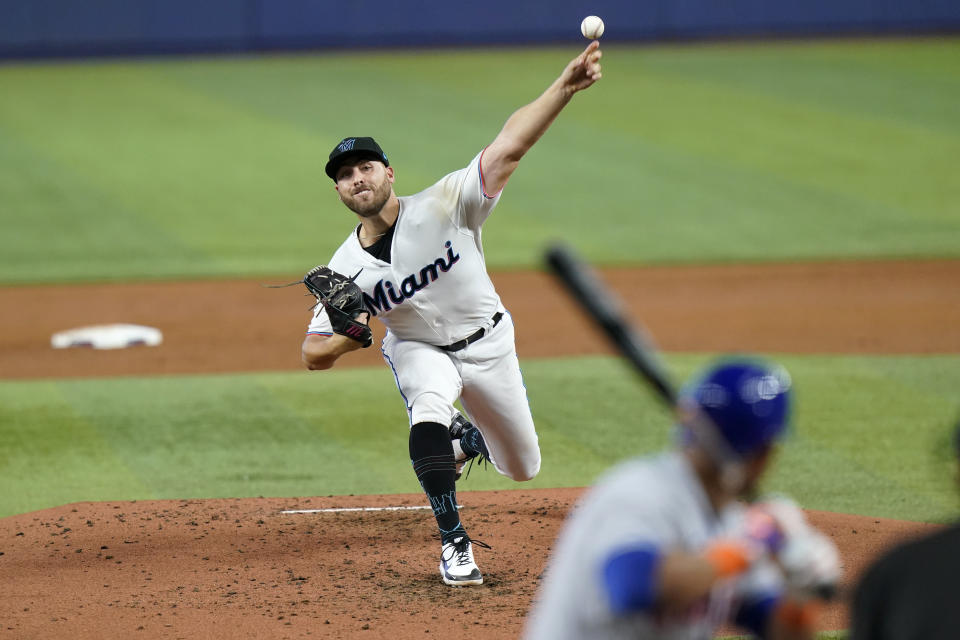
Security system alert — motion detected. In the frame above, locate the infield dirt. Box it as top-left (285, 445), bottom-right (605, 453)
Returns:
top-left (2, 259), bottom-right (959, 380)
top-left (1, 259), bottom-right (958, 639)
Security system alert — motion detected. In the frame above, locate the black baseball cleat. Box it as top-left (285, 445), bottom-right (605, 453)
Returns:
top-left (449, 413), bottom-right (488, 480)
top-left (449, 412), bottom-right (472, 440)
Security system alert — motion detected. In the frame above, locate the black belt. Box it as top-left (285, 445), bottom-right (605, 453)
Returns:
top-left (438, 312), bottom-right (503, 352)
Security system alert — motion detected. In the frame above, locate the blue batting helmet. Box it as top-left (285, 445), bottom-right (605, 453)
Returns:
top-left (679, 358), bottom-right (792, 458)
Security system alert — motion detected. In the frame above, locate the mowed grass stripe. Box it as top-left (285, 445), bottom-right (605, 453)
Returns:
top-left (1, 39), bottom-right (959, 284)
top-left (1, 354), bottom-right (958, 522)
top-left (56, 373), bottom-right (417, 500)
top-left (763, 354), bottom-right (960, 522)
top-left (0, 64), bottom-right (330, 280)
top-left (602, 62), bottom-right (958, 225)
top-left (0, 382), bottom-right (151, 517)
top-left (0, 371), bottom-right (419, 517)
top-left (634, 39), bottom-right (960, 133)
top-left (0, 129), bottom-right (204, 282)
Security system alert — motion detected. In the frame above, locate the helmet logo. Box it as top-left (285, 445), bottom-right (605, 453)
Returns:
top-left (698, 382), bottom-right (729, 407)
top-left (742, 375), bottom-right (780, 403)
top-left (741, 368), bottom-right (792, 404)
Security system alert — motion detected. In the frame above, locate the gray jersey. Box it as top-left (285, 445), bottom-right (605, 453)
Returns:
top-left (525, 451), bottom-right (781, 640)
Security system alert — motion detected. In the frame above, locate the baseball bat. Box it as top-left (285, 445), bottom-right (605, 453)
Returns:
top-left (544, 243), bottom-right (677, 408)
top-left (546, 244), bottom-right (843, 603)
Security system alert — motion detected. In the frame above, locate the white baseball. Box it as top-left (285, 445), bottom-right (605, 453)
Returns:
top-left (580, 15), bottom-right (604, 39)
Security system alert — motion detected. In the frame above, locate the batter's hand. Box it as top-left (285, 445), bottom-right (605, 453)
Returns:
top-left (561, 41), bottom-right (603, 94)
top-left (748, 497), bottom-right (842, 600)
top-left (778, 528), bottom-right (841, 600)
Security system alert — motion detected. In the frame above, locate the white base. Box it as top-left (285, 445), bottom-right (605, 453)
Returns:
top-left (51, 324), bottom-right (163, 350)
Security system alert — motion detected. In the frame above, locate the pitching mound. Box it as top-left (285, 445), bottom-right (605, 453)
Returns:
top-left (0, 490), bottom-right (938, 639)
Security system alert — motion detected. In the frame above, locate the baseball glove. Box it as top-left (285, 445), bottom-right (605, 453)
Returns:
top-left (303, 266), bottom-right (372, 348)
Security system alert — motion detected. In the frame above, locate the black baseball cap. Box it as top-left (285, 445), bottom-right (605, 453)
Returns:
top-left (325, 137), bottom-right (389, 181)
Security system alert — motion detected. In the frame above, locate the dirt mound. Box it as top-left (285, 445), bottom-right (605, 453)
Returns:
top-left (0, 490), bottom-right (938, 639)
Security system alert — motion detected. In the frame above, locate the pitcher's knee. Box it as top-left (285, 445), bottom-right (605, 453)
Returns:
top-left (409, 392), bottom-right (455, 427)
top-left (503, 455), bottom-right (540, 482)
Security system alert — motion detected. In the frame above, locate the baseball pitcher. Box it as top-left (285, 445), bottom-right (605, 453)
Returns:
top-left (300, 42), bottom-right (603, 585)
top-left (524, 359), bottom-right (841, 639)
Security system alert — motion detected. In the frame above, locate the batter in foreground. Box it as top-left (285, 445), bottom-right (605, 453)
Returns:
top-left (525, 358), bottom-right (840, 639)
top-left (300, 41), bottom-right (603, 586)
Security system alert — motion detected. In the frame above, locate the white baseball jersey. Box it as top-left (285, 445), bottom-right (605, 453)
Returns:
top-left (524, 451), bottom-right (783, 640)
top-left (307, 150), bottom-right (501, 345)
top-left (307, 150), bottom-right (540, 481)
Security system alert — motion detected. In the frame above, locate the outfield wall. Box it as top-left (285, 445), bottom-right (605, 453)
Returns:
top-left (1, 0), bottom-right (959, 59)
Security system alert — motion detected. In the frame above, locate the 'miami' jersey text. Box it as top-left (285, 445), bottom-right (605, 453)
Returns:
top-left (363, 241), bottom-right (460, 316)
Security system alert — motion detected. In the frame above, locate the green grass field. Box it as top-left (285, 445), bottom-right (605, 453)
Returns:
top-left (1, 38), bottom-right (958, 283)
top-left (1, 354), bottom-right (958, 521)
top-left (1, 38), bottom-right (959, 526)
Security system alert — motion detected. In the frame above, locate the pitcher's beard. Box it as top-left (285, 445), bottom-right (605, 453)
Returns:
top-left (343, 181), bottom-right (392, 218)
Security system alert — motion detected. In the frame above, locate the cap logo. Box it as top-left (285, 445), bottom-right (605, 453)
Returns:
top-left (337, 138), bottom-right (357, 153)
